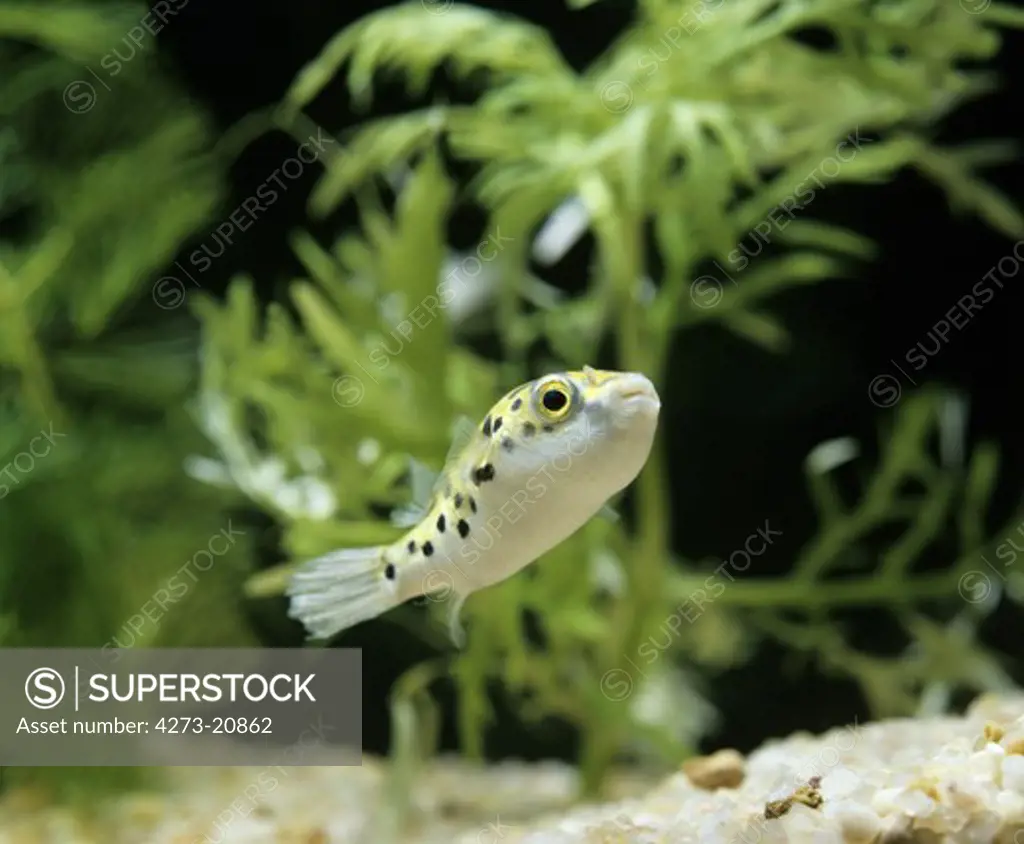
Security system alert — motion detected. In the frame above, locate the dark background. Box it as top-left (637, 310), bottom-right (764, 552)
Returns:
top-left (152, 0), bottom-right (1023, 765)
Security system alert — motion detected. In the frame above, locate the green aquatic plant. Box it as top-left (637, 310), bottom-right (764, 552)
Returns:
top-left (187, 0), bottom-right (1024, 801)
top-left (0, 0), bottom-right (249, 798)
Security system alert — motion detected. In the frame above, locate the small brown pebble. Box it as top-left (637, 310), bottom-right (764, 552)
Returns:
top-left (764, 776), bottom-right (824, 819)
top-left (1005, 737), bottom-right (1024, 755)
top-left (764, 798), bottom-right (792, 819)
top-left (793, 786), bottom-right (824, 810)
top-left (681, 748), bottom-right (745, 790)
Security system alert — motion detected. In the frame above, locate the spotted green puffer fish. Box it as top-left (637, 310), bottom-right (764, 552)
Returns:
top-left (286, 366), bottom-right (660, 647)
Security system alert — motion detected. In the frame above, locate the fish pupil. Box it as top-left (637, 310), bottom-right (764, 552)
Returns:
top-left (543, 389), bottom-right (567, 412)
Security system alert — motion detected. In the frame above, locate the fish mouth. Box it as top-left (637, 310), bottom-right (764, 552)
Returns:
top-left (616, 375), bottom-right (661, 411)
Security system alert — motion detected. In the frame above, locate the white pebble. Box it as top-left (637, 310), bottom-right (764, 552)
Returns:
top-left (969, 742), bottom-right (1007, 783)
top-left (1003, 755), bottom-right (1024, 793)
top-left (821, 766), bottom-right (864, 799)
top-left (871, 787), bottom-right (905, 815)
top-left (825, 800), bottom-right (882, 841)
top-left (959, 808), bottom-right (1003, 843)
top-left (995, 788), bottom-right (1024, 817)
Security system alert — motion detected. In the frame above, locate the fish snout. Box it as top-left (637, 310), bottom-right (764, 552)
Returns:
top-left (618, 373), bottom-right (660, 404)
top-left (607, 372), bottom-right (661, 422)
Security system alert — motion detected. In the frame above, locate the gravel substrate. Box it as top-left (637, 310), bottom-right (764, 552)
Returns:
top-left (1, 693), bottom-right (1022, 843)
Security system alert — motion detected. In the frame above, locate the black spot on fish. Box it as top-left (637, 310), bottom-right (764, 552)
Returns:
top-left (457, 519), bottom-right (470, 538)
top-left (542, 424), bottom-right (554, 433)
top-left (423, 541), bottom-right (434, 557)
top-left (482, 416), bottom-right (492, 437)
top-left (501, 438), bottom-right (514, 452)
top-left (522, 422), bottom-right (536, 438)
top-left (493, 417), bottom-right (503, 433)
top-left (469, 496), bottom-right (477, 513)
top-left (384, 563), bottom-right (396, 580)
top-left (454, 492), bottom-right (463, 508)
top-left (473, 464), bottom-right (495, 484)
top-left (407, 540), bottom-right (416, 554)
top-left (511, 397), bottom-right (522, 411)
top-left (437, 513), bottom-right (446, 533)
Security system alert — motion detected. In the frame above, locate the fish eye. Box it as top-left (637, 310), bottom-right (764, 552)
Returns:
top-left (536, 380), bottom-right (572, 421)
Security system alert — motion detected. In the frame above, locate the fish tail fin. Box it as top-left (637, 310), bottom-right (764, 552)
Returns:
top-left (286, 546), bottom-right (401, 640)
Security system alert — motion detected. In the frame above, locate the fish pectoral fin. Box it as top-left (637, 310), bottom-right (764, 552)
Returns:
top-left (447, 593), bottom-right (468, 650)
top-left (409, 456), bottom-right (440, 504)
top-left (445, 414), bottom-right (478, 466)
top-left (393, 413), bottom-right (481, 529)
top-left (389, 503), bottom-right (426, 529)
top-left (598, 502), bottom-right (621, 523)
top-left (390, 455), bottom-right (441, 527)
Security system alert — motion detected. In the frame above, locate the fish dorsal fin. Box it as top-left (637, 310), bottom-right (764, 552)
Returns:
top-left (390, 414), bottom-right (479, 529)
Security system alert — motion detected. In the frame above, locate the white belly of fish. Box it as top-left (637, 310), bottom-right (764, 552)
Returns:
top-left (410, 463), bottom-right (618, 599)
